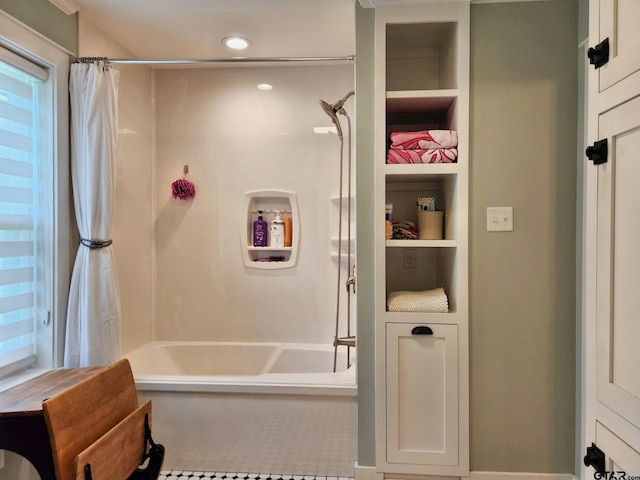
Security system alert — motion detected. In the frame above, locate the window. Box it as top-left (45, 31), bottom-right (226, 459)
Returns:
top-left (0, 51), bottom-right (51, 378)
top-left (0, 14), bottom-right (71, 380)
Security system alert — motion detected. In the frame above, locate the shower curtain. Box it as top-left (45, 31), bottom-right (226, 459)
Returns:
top-left (64, 60), bottom-right (121, 367)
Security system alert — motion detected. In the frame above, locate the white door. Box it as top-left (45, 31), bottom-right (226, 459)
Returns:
top-left (585, 1), bottom-right (640, 474)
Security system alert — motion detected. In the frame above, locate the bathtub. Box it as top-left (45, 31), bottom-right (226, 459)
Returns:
top-left (124, 342), bottom-right (357, 477)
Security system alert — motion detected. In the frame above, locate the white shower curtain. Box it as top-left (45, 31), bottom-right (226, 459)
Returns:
top-left (64, 61), bottom-right (121, 367)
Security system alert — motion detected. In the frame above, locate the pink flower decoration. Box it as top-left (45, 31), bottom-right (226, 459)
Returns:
top-left (171, 178), bottom-right (196, 200)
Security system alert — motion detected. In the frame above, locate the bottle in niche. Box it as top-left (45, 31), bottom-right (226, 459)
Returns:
top-left (253, 210), bottom-right (268, 247)
top-left (284, 215), bottom-right (293, 247)
top-left (270, 210), bottom-right (285, 247)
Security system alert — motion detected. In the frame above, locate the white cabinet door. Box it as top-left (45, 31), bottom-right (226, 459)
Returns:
top-left (595, 423), bottom-right (640, 475)
top-left (585, 1), bottom-right (640, 472)
top-left (595, 0), bottom-right (640, 91)
top-left (595, 95), bottom-right (640, 434)
top-left (386, 323), bottom-right (458, 468)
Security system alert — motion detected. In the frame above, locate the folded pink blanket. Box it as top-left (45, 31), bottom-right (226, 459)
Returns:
top-left (390, 130), bottom-right (458, 150)
top-left (387, 148), bottom-right (457, 164)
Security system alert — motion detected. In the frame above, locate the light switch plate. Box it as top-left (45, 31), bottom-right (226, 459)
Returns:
top-left (487, 207), bottom-right (513, 232)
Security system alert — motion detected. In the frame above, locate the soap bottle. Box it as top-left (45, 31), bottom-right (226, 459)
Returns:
top-left (253, 210), bottom-right (268, 247)
top-left (270, 210), bottom-right (285, 247)
top-left (284, 214), bottom-right (293, 247)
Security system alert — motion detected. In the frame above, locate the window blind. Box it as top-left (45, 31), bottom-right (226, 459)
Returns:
top-left (0, 55), bottom-right (42, 375)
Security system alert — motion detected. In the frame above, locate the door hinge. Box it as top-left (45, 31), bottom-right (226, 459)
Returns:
top-left (586, 139), bottom-right (608, 165)
top-left (588, 38), bottom-right (610, 69)
top-left (584, 442), bottom-right (606, 477)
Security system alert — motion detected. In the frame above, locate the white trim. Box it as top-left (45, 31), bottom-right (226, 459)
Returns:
top-left (356, 471), bottom-right (579, 480)
top-left (47, 0), bottom-right (79, 15)
top-left (354, 464), bottom-right (383, 480)
top-left (470, 473), bottom-right (578, 480)
top-left (358, 0), bottom-right (376, 8)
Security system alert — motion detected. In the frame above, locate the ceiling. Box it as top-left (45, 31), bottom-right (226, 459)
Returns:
top-left (71, 0), bottom-right (356, 60)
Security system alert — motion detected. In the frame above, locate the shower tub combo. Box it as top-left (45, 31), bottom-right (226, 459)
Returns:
top-left (124, 341), bottom-right (356, 477)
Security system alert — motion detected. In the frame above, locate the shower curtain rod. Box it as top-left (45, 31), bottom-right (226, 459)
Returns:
top-left (72, 55), bottom-right (355, 65)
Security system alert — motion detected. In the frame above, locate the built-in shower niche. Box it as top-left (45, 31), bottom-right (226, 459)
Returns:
top-left (241, 190), bottom-right (300, 270)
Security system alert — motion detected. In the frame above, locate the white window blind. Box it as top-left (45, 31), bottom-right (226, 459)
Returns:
top-left (0, 54), bottom-right (43, 376)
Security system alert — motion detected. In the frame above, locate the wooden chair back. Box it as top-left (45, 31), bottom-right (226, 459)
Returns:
top-left (43, 359), bottom-right (141, 480)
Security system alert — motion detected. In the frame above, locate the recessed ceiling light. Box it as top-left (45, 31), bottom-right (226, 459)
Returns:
top-left (222, 36), bottom-right (250, 50)
top-left (257, 83), bottom-right (273, 91)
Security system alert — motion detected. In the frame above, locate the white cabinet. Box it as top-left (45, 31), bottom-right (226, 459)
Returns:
top-left (584, 0), bottom-right (640, 473)
top-left (592, 0), bottom-right (640, 92)
top-left (374, 2), bottom-right (469, 477)
top-left (386, 323), bottom-right (458, 468)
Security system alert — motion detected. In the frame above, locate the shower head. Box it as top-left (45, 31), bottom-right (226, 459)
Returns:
top-left (319, 91), bottom-right (354, 140)
top-left (320, 99), bottom-right (338, 123)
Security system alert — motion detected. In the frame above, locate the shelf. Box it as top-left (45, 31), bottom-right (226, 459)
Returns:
top-left (385, 163), bottom-right (459, 181)
top-left (386, 239), bottom-right (456, 248)
top-left (241, 190), bottom-right (299, 270)
top-left (247, 246), bottom-right (293, 252)
top-left (386, 88), bottom-right (459, 137)
top-left (383, 311), bottom-right (459, 323)
top-left (386, 89), bottom-right (457, 113)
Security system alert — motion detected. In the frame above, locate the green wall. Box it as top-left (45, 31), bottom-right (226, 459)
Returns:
top-left (355, 1), bottom-right (377, 470)
top-left (0, 0), bottom-right (77, 54)
top-left (469, 0), bottom-right (578, 472)
top-left (356, 0), bottom-right (579, 473)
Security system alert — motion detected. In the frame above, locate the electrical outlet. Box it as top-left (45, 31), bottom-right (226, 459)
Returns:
top-left (403, 248), bottom-right (416, 268)
top-left (487, 207), bottom-right (514, 232)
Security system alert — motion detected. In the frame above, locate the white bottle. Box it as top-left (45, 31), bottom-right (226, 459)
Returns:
top-left (270, 210), bottom-right (285, 247)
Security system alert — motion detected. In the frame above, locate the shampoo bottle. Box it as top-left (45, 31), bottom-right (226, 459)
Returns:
top-left (270, 210), bottom-right (285, 247)
top-left (284, 215), bottom-right (293, 247)
top-left (253, 210), bottom-right (268, 247)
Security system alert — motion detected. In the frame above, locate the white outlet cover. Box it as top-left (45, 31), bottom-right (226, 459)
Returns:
top-left (487, 207), bottom-right (514, 232)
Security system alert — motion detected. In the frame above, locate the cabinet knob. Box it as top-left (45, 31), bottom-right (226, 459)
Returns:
top-left (587, 38), bottom-right (609, 69)
top-left (411, 326), bottom-right (433, 335)
top-left (586, 139), bottom-right (608, 165)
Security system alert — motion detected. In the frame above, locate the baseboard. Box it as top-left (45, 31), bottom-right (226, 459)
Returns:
top-left (354, 467), bottom-right (578, 480)
top-left (354, 470), bottom-right (578, 480)
top-left (470, 472), bottom-right (578, 480)
top-left (355, 464), bottom-right (384, 480)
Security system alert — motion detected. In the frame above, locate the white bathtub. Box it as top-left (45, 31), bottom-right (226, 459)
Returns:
top-left (123, 342), bottom-right (357, 476)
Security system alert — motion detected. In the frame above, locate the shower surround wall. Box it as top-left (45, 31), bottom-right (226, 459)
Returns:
top-left (78, 16), bottom-right (354, 352)
top-left (154, 65), bottom-right (354, 344)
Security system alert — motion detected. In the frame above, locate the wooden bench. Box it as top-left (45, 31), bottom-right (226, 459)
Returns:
top-left (42, 359), bottom-right (164, 480)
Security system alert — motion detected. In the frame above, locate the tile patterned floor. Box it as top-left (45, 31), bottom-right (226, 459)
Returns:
top-left (159, 472), bottom-right (353, 480)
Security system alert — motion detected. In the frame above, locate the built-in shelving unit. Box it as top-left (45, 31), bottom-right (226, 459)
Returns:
top-left (241, 190), bottom-right (299, 270)
top-left (374, 2), bottom-right (470, 477)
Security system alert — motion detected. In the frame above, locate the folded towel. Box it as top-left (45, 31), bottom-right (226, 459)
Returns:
top-left (387, 287), bottom-right (449, 313)
top-left (387, 148), bottom-right (457, 164)
top-left (390, 130), bottom-right (458, 150)
top-left (392, 221), bottom-right (418, 240)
